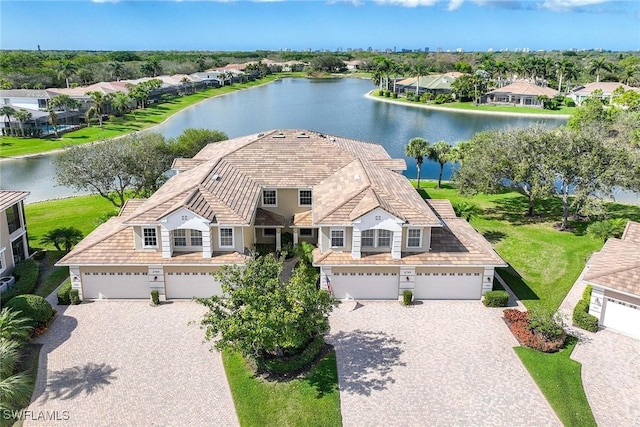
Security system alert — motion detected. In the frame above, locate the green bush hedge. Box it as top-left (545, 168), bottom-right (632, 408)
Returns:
top-left (254, 334), bottom-right (326, 374)
top-left (572, 299), bottom-right (599, 332)
top-left (5, 294), bottom-right (54, 327)
top-left (151, 290), bottom-right (160, 305)
top-left (69, 289), bottom-right (81, 305)
top-left (57, 280), bottom-right (72, 305)
top-left (402, 290), bottom-right (413, 306)
top-left (0, 259), bottom-right (40, 305)
top-left (483, 290), bottom-right (509, 307)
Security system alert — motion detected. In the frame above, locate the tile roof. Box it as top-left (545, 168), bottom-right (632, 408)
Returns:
top-left (254, 208), bottom-right (285, 227)
top-left (0, 191), bottom-right (29, 211)
top-left (291, 210), bottom-right (313, 227)
top-left (583, 221), bottom-right (640, 296)
top-left (425, 199), bottom-right (457, 218)
top-left (0, 89), bottom-right (51, 98)
top-left (487, 81), bottom-right (558, 97)
top-left (571, 82), bottom-right (640, 96)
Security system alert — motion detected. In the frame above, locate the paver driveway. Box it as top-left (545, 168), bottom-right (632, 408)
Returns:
top-left (327, 300), bottom-right (560, 426)
top-left (25, 301), bottom-right (238, 427)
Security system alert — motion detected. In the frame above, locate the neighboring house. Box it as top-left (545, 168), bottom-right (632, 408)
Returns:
top-left (0, 191), bottom-right (30, 278)
top-left (345, 60), bottom-right (363, 71)
top-left (582, 221), bottom-right (640, 339)
top-left (396, 72), bottom-right (462, 96)
top-left (57, 130), bottom-right (505, 301)
top-left (0, 89), bottom-right (51, 111)
top-left (569, 82), bottom-right (640, 106)
top-left (484, 81), bottom-right (558, 107)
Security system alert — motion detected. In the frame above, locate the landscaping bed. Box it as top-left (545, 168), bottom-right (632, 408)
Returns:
top-left (503, 309), bottom-right (566, 352)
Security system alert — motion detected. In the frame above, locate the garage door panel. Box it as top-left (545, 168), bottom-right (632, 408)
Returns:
top-left (82, 272), bottom-right (149, 299)
top-left (331, 272), bottom-right (398, 300)
top-left (165, 272), bottom-right (222, 299)
top-left (603, 298), bottom-right (640, 339)
top-left (414, 272), bottom-right (481, 300)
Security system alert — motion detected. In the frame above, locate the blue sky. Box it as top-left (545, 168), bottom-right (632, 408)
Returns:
top-left (1, 0), bottom-right (638, 51)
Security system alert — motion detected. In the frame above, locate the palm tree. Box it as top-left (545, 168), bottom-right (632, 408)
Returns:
top-left (49, 94), bottom-right (80, 126)
top-left (0, 105), bottom-right (16, 136)
top-left (589, 57), bottom-right (613, 83)
top-left (452, 201), bottom-right (479, 222)
top-left (47, 106), bottom-right (59, 137)
top-left (292, 241), bottom-right (315, 266)
top-left (77, 67), bottom-right (94, 85)
top-left (56, 61), bottom-right (78, 88)
top-left (141, 59), bottom-right (161, 77)
top-left (13, 109), bottom-right (32, 137)
top-left (412, 59), bottom-right (429, 97)
top-left (587, 219), bottom-right (627, 241)
top-left (0, 308), bottom-right (33, 342)
top-left (0, 339), bottom-right (33, 417)
top-left (110, 61), bottom-right (125, 81)
top-left (428, 140), bottom-right (452, 189)
top-left (40, 227), bottom-right (83, 253)
top-left (555, 59), bottom-right (574, 93)
top-left (621, 66), bottom-right (639, 86)
top-left (110, 91), bottom-right (131, 116)
top-left (448, 140), bottom-right (473, 167)
top-left (405, 137), bottom-right (430, 189)
top-left (85, 91), bottom-right (108, 127)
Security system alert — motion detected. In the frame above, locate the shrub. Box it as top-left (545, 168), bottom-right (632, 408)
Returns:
top-left (69, 289), bottom-right (81, 305)
top-left (483, 290), bottom-right (509, 307)
top-left (57, 280), bottom-right (72, 305)
top-left (434, 93), bottom-right (454, 104)
top-left (402, 290), bottom-right (413, 306)
top-left (254, 334), bottom-right (325, 374)
top-left (528, 307), bottom-right (565, 340)
top-left (384, 90), bottom-right (391, 98)
top-left (406, 92), bottom-right (414, 101)
top-left (5, 295), bottom-right (54, 328)
top-left (392, 92), bottom-right (398, 99)
top-left (151, 290), bottom-right (160, 305)
top-left (564, 97), bottom-right (576, 107)
top-left (0, 259), bottom-right (39, 305)
top-left (503, 309), bottom-right (566, 353)
top-left (572, 290), bottom-right (599, 332)
top-left (377, 89), bottom-right (384, 96)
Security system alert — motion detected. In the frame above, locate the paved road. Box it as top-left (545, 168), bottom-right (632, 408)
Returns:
top-left (25, 301), bottom-right (238, 427)
top-left (327, 300), bottom-right (560, 427)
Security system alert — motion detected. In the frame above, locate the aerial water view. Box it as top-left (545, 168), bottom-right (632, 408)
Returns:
top-left (0, 0), bottom-right (639, 426)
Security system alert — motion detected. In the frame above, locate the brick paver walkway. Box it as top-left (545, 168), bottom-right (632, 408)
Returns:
top-left (327, 300), bottom-right (560, 426)
top-left (25, 301), bottom-right (238, 427)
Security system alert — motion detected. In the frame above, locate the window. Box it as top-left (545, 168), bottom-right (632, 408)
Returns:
top-left (330, 229), bottom-right (344, 248)
top-left (377, 230), bottom-right (392, 247)
top-left (407, 229), bottom-right (422, 248)
top-left (262, 189), bottom-right (277, 206)
top-left (38, 99), bottom-right (47, 109)
top-left (361, 230), bottom-right (375, 247)
top-left (6, 204), bottom-right (21, 234)
top-left (173, 229), bottom-right (187, 246)
top-left (219, 228), bottom-right (234, 248)
top-left (299, 228), bottom-right (313, 237)
top-left (299, 189), bottom-right (312, 206)
top-left (190, 230), bottom-right (202, 246)
top-left (143, 227), bottom-right (157, 247)
top-left (263, 228), bottom-right (276, 237)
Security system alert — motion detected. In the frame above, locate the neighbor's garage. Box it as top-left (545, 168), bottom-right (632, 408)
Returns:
top-left (602, 297), bottom-right (640, 339)
top-left (164, 267), bottom-right (222, 299)
top-left (414, 268), bottom-right (483, 300)
top-left (330, 268), bottom-right (399, 300)
top-left (81, 267), bottom-right (149, 299)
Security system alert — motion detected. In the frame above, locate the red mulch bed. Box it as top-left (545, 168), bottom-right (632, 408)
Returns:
top-left (503, 309), bottom-right (566, 353)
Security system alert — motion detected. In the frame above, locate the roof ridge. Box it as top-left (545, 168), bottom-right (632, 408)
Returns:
top-left (316, 186), bottom-right (371, 224)
top-left (56, 218), bottom-right (127, 264)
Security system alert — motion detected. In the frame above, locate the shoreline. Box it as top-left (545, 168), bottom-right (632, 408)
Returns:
top-left (0, 77), bottom-right (280, 161)
top-left (365, 92), bottom-right (570, 120)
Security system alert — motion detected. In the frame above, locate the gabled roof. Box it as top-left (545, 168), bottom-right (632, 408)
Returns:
top-left (0, 191), bottom-right (29, 211)
top-left (0, 89), bottom-right (51, 99)
top-left (487, 81), bottom-right (558, 97)
top-left (396, 73), bottom-right (461, 90)
top-left (571, 82), bottom-right (640, 96)
top-left (583, 221), bottom-right (640, 297)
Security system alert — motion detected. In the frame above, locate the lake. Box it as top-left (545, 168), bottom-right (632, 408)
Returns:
top-left (1, 77), bottom-right (568, 203)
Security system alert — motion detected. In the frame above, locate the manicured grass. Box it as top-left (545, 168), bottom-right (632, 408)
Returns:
top-left (0, 73), bottom-right (297, 158)
top-left (25, 194), bottom-right (117, 250)
top-left (417, 180), bottom-right (640, 310)
top-left (223, 349), bottom-right (342, 427)
top-left (515, 336), bottom-right (596, 427)
top-left (33, 252), bottom-right (69, 298)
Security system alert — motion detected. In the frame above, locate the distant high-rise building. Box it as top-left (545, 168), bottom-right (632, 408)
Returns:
top-left (437, 47), bottom-right (443, 53)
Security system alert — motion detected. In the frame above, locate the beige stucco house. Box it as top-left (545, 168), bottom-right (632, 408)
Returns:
top-left (569, 82), bottom-right (640, 106)
top-left (582, 221), bottom-right (640, 339)
top-left (0, 191), bottom-right (30, 289)
top-left (57, 130), bottom-right (505, 301)
top-left (484, 81), bottom-right (558, 107)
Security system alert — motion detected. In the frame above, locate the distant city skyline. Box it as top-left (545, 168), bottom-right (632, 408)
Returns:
top-left (1, 0), bottom-right (638, 52)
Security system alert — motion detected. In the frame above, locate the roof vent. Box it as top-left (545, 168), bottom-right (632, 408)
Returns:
top-left (273, 132), bottom-right (285, 139)
top-left (297, 132), bottom-right (310, 139)
top-left (257, 132), bottom-right (264, 137)
top-left (211, 174), bottom-right (220, 181)
top-left (354, 174), bottom-right (360, 181)
top-left (330, 137), bottom-right (336, 142)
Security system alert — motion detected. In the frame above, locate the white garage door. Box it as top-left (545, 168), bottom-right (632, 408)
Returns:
top-left (603, 298), bottom-right (640, 339)
top-left (82, 271), bottom-right (149, 299)
top-left (165, 271), bottom-right (222, 299)
top-left (414, 271), bottom-right (482, 300)
top-left (331, 271), bottom-right (398, 300)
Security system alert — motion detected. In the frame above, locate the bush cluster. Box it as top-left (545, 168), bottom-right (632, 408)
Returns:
top-left (57, 280), bottom-right (72, 305)
top-left (483, 290), bottom-right (509, 307)
top-left (402, 290), bottom-right (413, 306)
top-left (503, 309), bottom-right (566, 353)
top-left (151, 290), bottom-right (160, 305)
top-left (572, 286), bottom-right (599, 332)
top-left (69, 289), bottom-right (81, 305)
top-left (253, 334), bottom-right (325, 374)
top-left (5, 294), bottom-right (54, 328)
top-left (0, 259), bottom-right (39, 305)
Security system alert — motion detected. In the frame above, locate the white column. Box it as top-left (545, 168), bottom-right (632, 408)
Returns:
top-left (160, 227), bottom-right (171, 259)
top-left (399, 267), bottom-right (415, 295)
top-left (320, 267), bottom-right (332, 291)
top-left (589, 287), bottom-right (604, 319)
top-left (293, 229), bottom-right (299, 245)
top-left (276, 228), bottom-right (282, 251)
top-left (351, 228), bottom-right (361, 259)
top-left (482, 267), bottom-right (494, 295)
top-left (253, 227), bottom-right (257, 245)
top-left (202, 228), bottom-right (212, 258)
top-left (148, 265), bottom-right (166, 301)
top-left (392, 230), bottom-right (402, 260)
top-left (69, 266), bottom-right (82, 300)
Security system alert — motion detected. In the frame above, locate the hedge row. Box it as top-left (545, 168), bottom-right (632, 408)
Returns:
top-left (483, 290), bottom-right (509, 307)
top-left (572, 286), bottom-right (599, 332)
top-left (1, 259), bottom-right (39, 305)
top-left (253, 334), bottom-right (326, 374)
top-left (5, 294), bottom-right (54, 328)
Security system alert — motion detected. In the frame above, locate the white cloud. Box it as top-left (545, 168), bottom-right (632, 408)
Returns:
top-left (447, 0), bottom-right (464, 10)
top-left (541, 0), bottom-right (613, 11)
top-left (373, 0), bottom-right (439, 7)
top-left (91, 0), bottom-right (120, 3)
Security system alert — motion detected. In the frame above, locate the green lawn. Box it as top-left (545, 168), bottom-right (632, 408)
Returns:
top-left (515, 337), bottom-right (596, 427)
top-left (223, 350), bottom-right (342, 427)
top-left (0, 73), bottom-right (299, 158)
top-left (33, 252), bottom-right (69, 298)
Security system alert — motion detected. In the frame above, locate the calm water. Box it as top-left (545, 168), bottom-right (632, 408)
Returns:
top-left (1, 78), bottom-right (570, 203)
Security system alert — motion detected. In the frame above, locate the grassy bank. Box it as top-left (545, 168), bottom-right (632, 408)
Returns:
top-left (0, 73), bottom-right (301, 158)
top-left (223, 350), bottom-right (342, 427)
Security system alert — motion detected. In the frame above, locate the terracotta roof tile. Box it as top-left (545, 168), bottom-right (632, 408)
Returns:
top-left (291, 210), bottom-right (313, 227)
top-left (254, 208), bottom-right (285, 227)
top-left (487, 81), bottom-right (558, 97)
top-left (622, 221), bottom-right (640, 244)
top-left (0, 191), bottom-right (29, 211)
